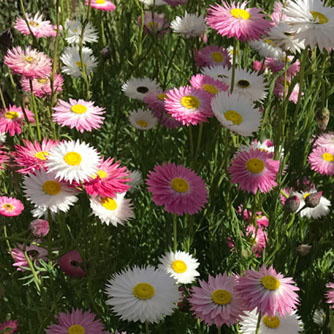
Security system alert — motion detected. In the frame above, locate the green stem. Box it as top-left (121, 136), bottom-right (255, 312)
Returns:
top-left (230, 38), bottom-right (237, 93)
top-left (329, 308), bottom-right (334, 334)
top-left (173, 214), bottom-right (177, 252)
top-left (194, 124), bottom-right (203, 166)
top-left (29, 80), bottom-right (42, 141)
top-left (255, 312), bottom-right (262, 334)
top-left (24, 251), bottom-right (42, 292)
top-left (189, 125), bottom-right (195, 168)
top-left (3, 225), bottom-right (14, 260)
top-left (145, 320), bottom-right (150, 334)
top-left (0, 86), bottom-right (7, 111)
top-left (217, 326), bottom-right (221, 334)
top-left (19, 0), bottom-right (38, 46)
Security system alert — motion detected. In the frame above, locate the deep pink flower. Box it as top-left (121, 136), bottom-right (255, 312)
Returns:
top-left (0, 146), bottom-right (9, 170)
top-left (30, 219), bottom-right (49, 237)
top-left (12, 244), bottom-right (48, 271)
top-left (265, 57), bottom-right (300, 80)
top-left (326, 282), bottom-right (334, 309)
top-left (58, 250), bottom-right (86, 278)
top-left (0, 196), bottom-right (24, 217)
top-left (238, 206), bottom-right (269, 227)
top-left (308, 145), bottom-right (334, 175)
top-left (87, 0), bottom-right (116, 11)
top-left (0, 320), bottom-right (18, 334)
top-left (194, 45), bottom-right (231, 68)
top-left (246, 225), bottom-right (267, 257)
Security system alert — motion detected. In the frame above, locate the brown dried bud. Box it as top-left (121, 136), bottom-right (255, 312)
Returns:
top-left (101, 45), bottom-right (111, 60)
top-left (304, 191), bottom-right (322, 208)
top-left (284, 195), bottom-right (300, 213)
top-left (296, 244), bottom-right (312, 256)
top-left (316, 107), bottom-right (330, 132)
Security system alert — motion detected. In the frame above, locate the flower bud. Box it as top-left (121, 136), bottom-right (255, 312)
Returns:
top-left (316, 107), bottom-right (330, 132)
top-left (284, 195), bottom-right (300, 213)
top-left (304, 191), bottom-right (322, 208)
top-left (58, 250), bottom-right (86, 278)
top-left (101, 45), bottom-right (111, 60)
top-left (296, 244), bottom-right (312, 256)
top-left (30, 219), bottom-right (49, 237)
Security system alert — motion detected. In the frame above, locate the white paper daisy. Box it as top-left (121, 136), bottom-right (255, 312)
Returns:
top-left (122, 77), bottom-right (160, 101)
top-left (249, 38), bottom-right (284, 60)
top-left (211, 92), bottom-right (262, 136)
top-left (105, 265), bottom-right (181, 323)
top-left (170, 12), bottom-right (206, 38)
top-left (313, 309), bottom-right (327, 327)
top-left (45, 140), bottom-right (100, 184)
top-left (127, 170), bottom-right (143, 193)
top-left (65, 19), bottom-right (98, 45)
top-left (139, 0), bottom-right (166, 6)
top-left (0, 132), bottom-right (6, 143)
top-left (227, 45), bottom-right (243, 65)
top-left (201, 65), bottom-right (231, 83)
top-left (158, 251), bottom-right (200, 284)
top-left (128, 109), bottom-right (158, 130)
top-left (89, 192), bottom-right (134, 226)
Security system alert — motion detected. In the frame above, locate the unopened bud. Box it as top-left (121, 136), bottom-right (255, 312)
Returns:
top-left (0, 28), bottom-right (13, 51)
top-left (101, 45), bottom-right (111, 60)
top-left (296, 244), bottom-right (312, 256)
top-left (284, 195), bottom-right (300, 213)
top-left (316, 107), bottom-right (330, 132)
top-left (304, 191), bottom-right (322, 208)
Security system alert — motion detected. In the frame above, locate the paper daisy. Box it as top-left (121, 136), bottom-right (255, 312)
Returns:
top-left (164, 86), bottom-right (212, 126)
top-left (58, 250), bottom-right (86, 278)
top-left (144, 90), bottom-right (166, 111)
top-left (236, 265), bottom-right (299, 317)
top-left (146, 162), bottom-right (208, 215)
top-left (122, 77), bottom-right (160, 101)
top-left (53, 98), bottom-right (105, 133)
top-left (60, 46), bottom-right (97, 78)
top-left (194, 45), bottom-right (231, 68)
top-left (0, 320), bottom-right (18, 334)
top-left (87, 0), bottom-right (116, 11)
top-left (45, 140), bottom-right (100, 184)
top-left (0, 196), bottom-right (24, 217)
top-left (12, 243), bottom-right (48, 271)
top-left (314, 132), bottom-right (334, 148)
top-left (139, 11), bottom-right (168, 36)
top-left (139, 0), bottom-right (166, 6)
top-left (190, 74), bottom-right (229, 97)
top-left (46, 309), bottom-right (104, 334)
top-left (170, 12), bottom-right (206, 38)
top-left (4, 46), bottom-right (52, 79)
top-left (164, 0), bottom-right (187, 5)
top-left (65, 19), bottom-right (98, 45)
top-left (313, 309), bottom-right (327, 326)
top-left (274, 80), bottom-right (300, 104)
top-left (326, 283), bottom-right (334, 308)
top-left (127, 170), bottom-right (143, 193)
top-left (189, 273), bottom-right (245, 327)
top-left (211, 92), bottom-right (262, 136)
top-left (249, 38), bottom-right (284, 60)
top-left (105, 265), bottom-right (181, 323)
top-left (30, 219), bottom-right (49, 237)
top-left (128, 109), bottom-right (158, 130)
top-left (89, 192), bottom-right (134, 226)
top-left (201, 65), bottom-right (231, 82)
top-left (229, 148), bottom-right (280, 194)
top-left (207, 1), bottom-right (272, 42)
top-left (246, 225), bottom-right (267, 257)
top-left (158, 251), bottom-right (200, 284)
top-left (308, 145), bottom-right (334, 175)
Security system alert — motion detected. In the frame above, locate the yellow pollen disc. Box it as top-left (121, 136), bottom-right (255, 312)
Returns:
top-left (63, 152), bottom-right (82, 166)
top-left (262, 315), bottom-right (281, 329)
top-left (224, 110), bottom-right (243, 125)
top-left (211, 289), bottom-right (232, 305)
top-left (230, 8), bottom-right (251, 20)
top-left (136, 120), bottom-right (148, 128)
top-left (261, 275), bottom-right (280, 290)
top-left (68, 324), bottom-right (85, 334)
top-left (71, 104), bottom-right (87, 114)
top-left (148, 21), bottom-right (159, 30)
top-left (96, 0), bottom-right (106, 3)
top-left (322, 152), bottom-right (334, 162)
top-left (25, 56), bottom-right (34, 63)
top-left (34, 151), bottom-right (49, 160)
top-left (2, 203), bottom-right (14, 211)
top-left (171, 260), bottom-right (187, 273)
top-left (264, 38), bottom-right (276, 47)
top-left (310, 11), bottom-right (328, 24)
top-left (97, 169), bottom-right (108, 179)
top-left (101, 197), bottom-right (118, 211)
top-left (303, 192), bottom-right (310, 199)
top-left (37, 78), bottom-right (48, 84)
top-left (211, 51), bottom-right (224, 63)
top-left (5, 111), bottom-right (20, 120)
top-left (42, 180), bottom-right (62, 195)
top-left (202, 84), bottom-right (219, 95)
top-left (171, 177), bottom-right (189, 193)
top-left (158, 93), bottom-right (167, 101)
top-left (29, 21), bottom-right (39, 27)
top-left (181, 95), bottom-right (200, 109)
top-left (237, 80), bottom-right (250, 88)
top-left (246, 158), bottom-right (265, 174)
top-left (133, 282), bottom-right (155, 300)
top-left (76, 61), bottom-right (82, 68)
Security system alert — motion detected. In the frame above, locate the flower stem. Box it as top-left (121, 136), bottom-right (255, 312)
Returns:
top-left (0, 86), bottom-right (7, 111)
top-left (217, 326), bottom-right (221, 334)
top-left (230, 38), bottom-right (237, 93)
top-left (145, 320), bottom-right (150, 334)
top-left (3, 225), bottom-right (14, 260)
top-left (255, 312), bottom-right (262, 334)
top-left (24, 251), bottom-right (42, 292)
top-left (29, 79), bottom-right (41, 141)
top-left (329, 308), bottom-right (334, 334)
top-left (173, 214), bottom-right (177, 252)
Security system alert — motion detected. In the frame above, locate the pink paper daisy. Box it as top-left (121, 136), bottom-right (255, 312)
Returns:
top-left (190, 74), bottom-right (229, 98)
top-left (164, 86), bottom-right (212, 126)
top-left (271, 1), bottom-right (286, 25)
top-left (236, 265), bottom-right (299, 317)
top-left (0, 105), bottom-right (34, 136)
top-left (138, 12), bottom-right (168, 37)
top-left (206, 1), bottom-right (272, 42)
top-left (0, 196), bottom-right (24, 217)
top-left (87, 0), bottom-right (116, 11)
top-left (58, 250), bottom-right (86, 278)
top-left (229, 149), bottom-right (280, 194)
top-left (30, 219), bottom-right (49, 237)
top-left (238, 206), bottom-right (269, 228)
top-left (0, 146), bottom-right (9, 170)
top-left (265, 56), bottom-right (300, 80)
top-left (194, 45), bottom-right (231, 68)
top-left (14, 139), bottom-right (58, 174)
top-left (46, 309), bottom-right (104, 334)
top-left (308, 145), bottom-right (334, 175)
top-left (0, 320), bottom-right (18, 334)
top-left (144, 90), bottom-right (166, 112)
top-left (326, 282), bottom-right (334, 308)
top-left (246, 225), bottom-right (267, 257)
top-left (314, 132), bottom-right (334, 148)
top-left (12, 243), bottom-right (48, 271)
top-left (189, 273), bottom-right (245, 327)
top-left (52, 99), bottom-right (105, 133)
top-left (4, 46), bottom-right (52, 79)
top-left (273, 80), bottom-right (301, 104)
top-left (164, 0), bottom-right (187, 4)
top-left (146, 162), bottom-right (208, 215)
top-left (84, 157), bottom-right (131, 198)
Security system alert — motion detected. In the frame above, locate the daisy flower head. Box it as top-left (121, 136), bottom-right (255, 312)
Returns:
top-left (139, 0), bottom-right (166, 6)
top-left (308, 145), bottom-right (334, 175)
top-left (265, 56), bottom-right (300, 79)
top-left (105, 265), bottom-right (181, 323)
top-left (89, 192), bottom-right (134, 226)
top-left (236, 265), bottom-right (299, 317)
top-left (4, 46), bottom-right (52, 79)
top-left (46, 308), bottom-right (104, 334)
top-left (201, 64), bottom-right (231, 82)
top-left (139, 12), bottom-right (169, 37)
top-left (239, 139), bottom-right (275, 157)
top-left (274, 80), bottom-right (301, 104)
top-left (128, 109), bottom-right (158, 130)
top-left (158, 251), bottom-right (200, 284)
top-left (246, 225), bottom-right (267, 257)
top-left (229, 148), bottom-right (280, 194)
top-left (60, 46), bottom-right (97, 78)
top-left (65, 19), bottom-right (98, 45)
top-left (326, 282), bottom-right (334, 308)
top-left (53, 98), bottom-right (105, 133)
top-left (0, 196), bottom-right (24, 217)
top-left (87, 0), bottom-right (116, 11)
top-left (0, 320), bottom-right (18, 334)
top-left (194, 45), bottom-right (231, 68)
top-left (45, 140), bottom-right (100, 184)
top-left (190, 74), bottom-right (229, 98)
top-left (314, 132), bottom-right (334, 148)
top-left (189, 273), bottom-right (245, 327)
top-left (271, 1), bottom-right (287, 24)
top-left (122, 77), bottom-right (160, 101)
top-left (313, 309), bottom-right (327, 327)
top-left (206, 1), bottom-right (272, 42)
top-left (58, 250), bottom-right (86, 278)
top-left (164, 86), bottom-right (212, 126)
top-left (144, 90), bottom-right (166, 111)
top-left (211, 92), bottom-right (262, 136)
top-left (146, 162), bottom-right (208, 215)
top-left (249, 38), bottom-right (284, 60)
top-left (170, 12), bottom-right (206, 38)
top-left (12, 243), bottom-right (48, 271)
top-left (127, 170), bottom-right (143, 193)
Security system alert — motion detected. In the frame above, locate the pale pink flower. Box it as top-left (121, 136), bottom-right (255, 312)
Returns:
top-left (30, 219), bottom-right (49, 237)
top-left (326, 282), bottom-right (334, 309)
top-left (308, 145), bottom-right (334, 175)
top-left (12, 244), bottom-right (48, 271)
top-left (194, 45), bottom-right (231, 68)
top-left (246, 225), bottom-right (267, 257)
top-left (314, 132), bottom-right (334, 148)
top-left (271, 1), bottom-right (287, 25)
top-left (274, 80), bottom-right (301, 104)
top-left (190, 74), bottom-right (229, 98)
top-left (0, 320), bottom-right (18, 334)
top-left (87, 0), bottom-right (116, 11)
top-left (138, 11), bottom-right (168, 37)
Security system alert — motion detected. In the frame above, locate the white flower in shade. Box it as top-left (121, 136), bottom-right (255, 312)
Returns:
top-left (128, 109), bottom-right (158, 130)
top-left (240, 310), bottom-right (303, 334)
top-left (105, 265), bottom-right (181, 323)
top-left (45, 140), bottom-right (100, 184)
top-left (139, 0), bottom-right (166, 6)
top-left (249, 38), bottom-right (284, 60)
top-left (211, 92), bottom-right (262, 136)
top-left (313, 309), bottom-right (327, 327)
top-left (170, 12), bottom-right (206, 38)
top-left (23, 169), bottom-right (78, 217)
top-left (0, 132), bottom-right (6, 143)
top-left (122, 78), bottom-right (160, 101)
top-left (65, 19), bottom-right (98, 45)
top-left (89, 192), bottom-right (134, 226)
top-left (158, 251), bottom-right (200, 284)
top-left (127, 170), bottom-right (143, 193)
top-left (60, 46), bottom-right (97, 78)
top-left (201, 65), bottom-right (230, 83)
top-left (227, 45), bottom-right (243, 65)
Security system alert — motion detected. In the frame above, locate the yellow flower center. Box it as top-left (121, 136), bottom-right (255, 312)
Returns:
top-left (2, 203), bottom-right (14, 211)
top-left (5, 111), bottom-right (20, 120)
top-left (25, 56), bottom-right (34, 63)
top-left (211, 51), bottom-right (224, 63)
top-left (303, 192), bottom-right (310, 199)
top-left (63, 152), bottom-right (82, 166)
top-left (29, 20), bottom-right (39, 27)
top-left (310, 11), bottom-right (328, 24)
top-left (211, 289), bottom-right (232, 305)
top-left (101, 197), bottom-right (118, 211)
top-left (133, 282), bottom-right (155, 300)
top-left (224, 110), bottom-right (243, 125)
top-left (158, 93), bottom-right (167, 101)
top-left (237, 79), bottom-right (250, 88)
top-left (71, 104), bottom-right (87, 114)
top-left (97, 169), bottom-right (108, 179)
top-left (181, 95), bottom-right (200, 109)
top-left (68, 324), bottom-right (85, 334)
top-left (171, 177), bottom-right (189, 193)
top-left (136, 120), bottom-right (148, 128)
top-left (37, 78), bottom-right (48, 84)
top-left (264, 38), bottom-right (276, 47)
top-left (202, 84), bottom-right (219, 95)
top-left (261, 275), bottom-right (280, 290)
top-left (42, 180), bottom-right (61, 195)
top-left (322, 152), bottom-right (334, 162)
top-left (96, 0), bottom-right (106, 3)
top-left (148, 21), bottom-right (159, 30)
top-left (171, 260), bottom-right (187, 273)
top-left (35, 151), bottom-right (49, 160)
top-left (76, 61), bottom-right (83, 68)
top-left (230, 8), bottom-right (251, 20)
top-left (246, 158), bottom-right (265, 174)
top-left (262, 315), bottom-right (281, 329)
